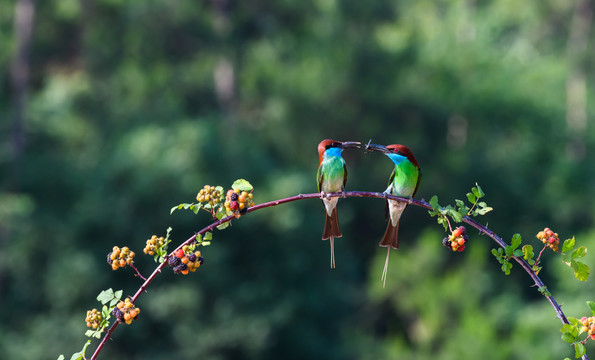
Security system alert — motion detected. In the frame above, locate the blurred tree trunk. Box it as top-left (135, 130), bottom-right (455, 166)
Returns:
top-left (566, 0), bottom-right (592, 160)
top-left (10, 0), bottom-right (35, 166)
top-left (212, 0), bottom-right (236, 114)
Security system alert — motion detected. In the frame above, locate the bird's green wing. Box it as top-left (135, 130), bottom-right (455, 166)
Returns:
top-left (413, 167), bottom-right (422, 197)
top-left (317, 166), bottom-right (323, 192)
top-left (342, 162), bottom-right (348, 191)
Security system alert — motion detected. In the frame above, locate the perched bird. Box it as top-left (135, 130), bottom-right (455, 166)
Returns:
top-left (317, 139), bottom-right (361, 268)
top-left (366, 143), bottom-right (421, 286)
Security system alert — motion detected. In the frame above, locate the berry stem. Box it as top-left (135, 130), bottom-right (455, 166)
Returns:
top-left (88, 191), bottom-right (589, 360)
top-left (535, 244), bottom-right (548, 266)
top-left (129, 263), bottom-right (147, 281)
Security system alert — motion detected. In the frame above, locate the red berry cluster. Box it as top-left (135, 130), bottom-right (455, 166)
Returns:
top-left (536, 227), bottom-right (559, 252)
top-left (443, 226), bottom-right (469, 252)
top-left (107, 246), bottom-right (135, 270)
top-left (224, 189), bottom-right (254, 216)
top-left (85, 308), bottom-right (102, 329)
top-left (581, 317), bottom-right (595, 340)
top-left (143, 235), bottom-right (165, 256)
top-left (167, 245), bottom-right (204, 275)
top-left (112, 298), bottom-right (140, 325)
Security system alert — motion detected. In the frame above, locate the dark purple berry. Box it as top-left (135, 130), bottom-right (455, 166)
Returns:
top-left (173, 263), bottom-right (188, 274)
top-left (442, 237), bottom-right (451, 249)
top-left (198, 256), bottom-right (205, 265)
top-left (230, 193), bottom-right (239, 201)
top-left (112, 308), bottom-right (124, 322)
top-left (459, 226), bottom-right (466, 234)
top-left (107, 253), bottom-right (113, 265)
top-left (167, 256), bottom-right (181, 267)
top-left (239, 207), bottom-right (247, 215)
top-left (188, 253), bottom-right (197, 262)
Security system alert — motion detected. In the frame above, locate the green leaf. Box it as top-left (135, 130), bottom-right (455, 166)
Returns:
top-left (504, 246), bottom-right (514, 257)
top-left (216, 222), bottom-right (230, 230)
top-left (97, 289), bottom-right (115, 305)
top-left (448, 208), bottom-right (463, 222)
top-left (491, 248), bottom-right (501, 259)
top-left (522, 244), bottom-right (534, 261)
top-left (575, 342), bottom-right (586, 358)
top-left (232, 179), bottom-right (253, 191)
top-left (429, 195), bottom-right (439, 212)
top-left (538, 286), bottom-right (551, 296)
top-left (476, 206), bottom-right (493, 215)
top-left (466, 192), bottom-right (476, 204)
top-left (511, 234), bottom-right (522, 250)
top-left (587, 301), bottom-right (595, 316)
top-left (58, 356), bottom-right (65, 360)
top-left (201, 241), bottom-right (211, 246)
top-left (562, 237), bottom-right (576, 253)
top-left (436, 216), bottom-right (448, 230)
top-left (204, 232), bottom-right (213, 241)
top-left (475, 183), bottom-right (485, 197)
top-left (571, 246), bottom-right (587, 259)
top-left (513, 249), bottom-right (523, 257)
top-left (561, 332), bottom-right (575, 343)
top-left (568, 317), bottom-right (579, 327)
top-left (101, 305), bottom-right (109, 318)
top-left (574, 261), bottom-right (590, 281)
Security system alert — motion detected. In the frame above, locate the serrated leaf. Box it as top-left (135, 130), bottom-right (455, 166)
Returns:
top-left (571, 246), bottom-right (587, 259)
top-left (491, 248), bottom-right (500, 258)
top-left (505, 246), bottom-right (514, 257)
top-left (448, 209), bottom-right (463, 222)
top-left (466, 192), bottom-right (476, 203)
top-left (455, 199), bottom-right (465, 209)
top-left (575, 342), bottom-right (586, 358)
top-left (522, 244), bottom-right (534, 260)
top-left (429, 195), bottom-right (439, 212)
top-left (204, 232), bottom-right (213, 241)
top-left (477, 202), bottom-right (487, 207)
top-left (568, 317), bottom-right (579, 326)
top-left (97, 289), bottom-right (115, 304)
top-left (511, 234), bottom-right (522, 250)
top-left (561, 324), bottom-right (574, 334)
top-left (513, 249), bottom-right (523, 257)
top-left (216, 222), bottom-right (230, 230)
top-left (232, 179), bottom-right (253, 191)
top-left (476, 206), bottom-right (493, 215)
top-left (574, 261), bottom-right (590, 281)
top-left (562, 237), bottom-right (576, 253)
top-left (201, 241), bottom-right (211, 246)
top-left (85, 330), bottom-right (96, 337)
top-left (561, 332), bottom-right (575, 343)
top-left (587, 301), bottom-right (595, 316)
top-left (472, 186), bottom-right (480, 198)
top-left (101, 305), bottom-right (109, 318)
top-left (475, 184), bottom-right (485, 197)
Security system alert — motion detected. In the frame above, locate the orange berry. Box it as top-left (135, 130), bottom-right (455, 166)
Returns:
top-left (457, 238), bottom-right (465, 245)
top-left (182, 269), bottom-right (189, 275)
top-left (181, 256), bottom-right (189, 264)
top-left (119, 259), bottom-right (126, 267)
top-left (112, 264), bottom-right (119, 270)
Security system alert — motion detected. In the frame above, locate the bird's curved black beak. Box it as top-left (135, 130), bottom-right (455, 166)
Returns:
top-left (339, 141), bottom-right (361, 149)
top-left (365, 143), bottom-right (389, 154)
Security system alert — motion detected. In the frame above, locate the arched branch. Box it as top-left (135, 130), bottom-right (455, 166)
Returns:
top-left (89, 191), bottom-right (587, 360)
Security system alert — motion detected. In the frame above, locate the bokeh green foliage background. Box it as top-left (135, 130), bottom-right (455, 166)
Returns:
top-left (2, 0), bottom-right (595, 359)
